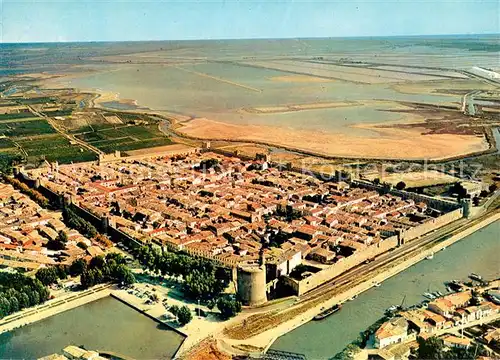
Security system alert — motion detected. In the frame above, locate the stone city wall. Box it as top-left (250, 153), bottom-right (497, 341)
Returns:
top-left (286, 207), bottom-right (463, 295)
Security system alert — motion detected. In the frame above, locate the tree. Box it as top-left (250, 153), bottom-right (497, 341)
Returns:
top-left (77, 241), bottom-right (88, 250)
top-left (69, 258), bottom-right (87, 277)
top-left (177, 306), bottom-right (192, 326)
top-left (35, 267), bottom-right (58, 286)
top-left (489, 183), bottom-right (498, 193)
top-left (57, 231), bottom-right (68, 243)
top-left (373, 178), bottom-right (381, 185)
top-left (396, 181), bottom-right (406, 190)
top-left (55, 265), bottom-right (68, 280)
top-left (46, 239), bottom-right (66, 251)
top-left (169, 305), bottom-right (180, 317)
top-left (416, 336), bottom-right (445, 359)
top-left (217, 297), bottom-right (242, 319)
top-left (115, 264), bottom-right (135, 285)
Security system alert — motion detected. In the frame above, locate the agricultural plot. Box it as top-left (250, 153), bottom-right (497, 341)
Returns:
top-left (16, 135), bottom-right (96, 164)
top-left (75, 124), bottom-right (172, 154)
top-left (0, 112), bottom-right (37, 120)
top-left (0, 119), bottom-right (56, 137)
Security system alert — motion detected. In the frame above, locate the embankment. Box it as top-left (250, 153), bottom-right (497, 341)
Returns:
top-left (0, 284), bottom-right (112, 334)
top-left (227, 210), bottom-right (500, 354)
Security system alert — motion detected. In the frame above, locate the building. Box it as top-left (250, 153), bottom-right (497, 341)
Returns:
top-left (374, 317), bottom-right (409, 348)
top-left (441, 335), bottom-right (471, 349)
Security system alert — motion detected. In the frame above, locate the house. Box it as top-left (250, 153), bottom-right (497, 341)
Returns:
top-left (374, 317), bottom-right (409, 348)
top-left (308, 247), bottom-right (335, 264)
top-left (441, 335), bottom-right (471, 349)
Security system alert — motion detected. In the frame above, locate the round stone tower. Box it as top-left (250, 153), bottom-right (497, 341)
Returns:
top-left (237, 265), bottom-right (267, 306)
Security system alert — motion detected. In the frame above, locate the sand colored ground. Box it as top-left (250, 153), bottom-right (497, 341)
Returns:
top-left (365, 170), bottom-right (461, 188)
top-left (242, 101), bottom-right (357, 114)
top-left (177, 118), bottom-right (489, 160)
top-left (269, 75), bottom-right (334, 83)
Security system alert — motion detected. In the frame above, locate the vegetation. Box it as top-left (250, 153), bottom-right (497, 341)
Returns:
top-left (176, 305), bottom-right (193, 326)
top-left (16, 135), bottom-right (96, 164)
top-left (396, 181), bottom-right (407, 190)
top-left (331, 344), bottom-right (361, 360)
top-left (35, 265), bottom-right (68, 286)
top-left (0, 272), bottom-right (50, 318)
top-left (75, 124), bottom-right (172, 154)
top-left (0, 153), bottom-right (22, 175)
top-left (62, 207), bottom-right (98, 239)
top-left (0, 112), bottom-right (38, 120)
top-left (216, 297), bottom-right (242, 319)
top-left (69, 258), bottom-right (87, 277)
top-left (135, 245), bottom-right (230, 302)
top-left (415, 336), bottom-right (488, 359)
top-left (0, 119), bottom-right (56, 137)
top-left (2, 175), bottom-right (49, 207)
top-left (80, 253), bottom-right (135, 289)
top-left (169, 304), bottom-right (193, 325)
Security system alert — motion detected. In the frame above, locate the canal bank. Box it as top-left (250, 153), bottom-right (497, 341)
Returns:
top-left (270, 219), bottom-right (500, 359)
top-left (0, 295), bottom-right (185, 359)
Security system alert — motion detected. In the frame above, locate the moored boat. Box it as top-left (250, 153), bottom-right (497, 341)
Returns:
top-left (314, 304), bottom-right (342, 320)
top-left (424, 292), bottom-right (435, 299)
top-left (470, 273), bottom-right (482, 281)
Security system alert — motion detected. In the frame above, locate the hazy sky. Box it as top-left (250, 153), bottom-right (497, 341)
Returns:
top-left (2, 0), bottom-right (499, 43)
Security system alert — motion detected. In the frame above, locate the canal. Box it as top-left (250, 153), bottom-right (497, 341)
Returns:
top-left (0, 296), bottom-right (185, 359)
top-left (271, 221), bottom-right (500, 359)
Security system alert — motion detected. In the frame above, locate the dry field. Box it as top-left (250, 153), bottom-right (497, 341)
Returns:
top-left (365, 170), bottom-right (460, 188)
top-left (177, 117), bottom-right (489, 160)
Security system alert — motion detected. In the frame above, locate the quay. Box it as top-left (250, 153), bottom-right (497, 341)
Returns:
top-left (0, 284), bottom-right (112, 335)
top-left (222, 210), bottom-right (500, 356)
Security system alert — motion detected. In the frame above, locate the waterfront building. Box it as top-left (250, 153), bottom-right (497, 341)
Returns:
top-left (374, 317), bottom-right (409, 348)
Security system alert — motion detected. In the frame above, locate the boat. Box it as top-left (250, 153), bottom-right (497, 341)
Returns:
top-left (441, 246), bottom-right (447, 251)
top-left (374, 282), bottom-right (381, 287)
top-left (349, 294), bottom-right (358, 301)
top-left (436, 291), bottom-right (444, 297)
top-left (424, 292), bottom-right (435, 299)
top-left (426, 253), bottom-right (434, 260)
top-left (469, 273), bottom-right (482, 281)
top-left (433, 292), bottom-right (442, 298)
top-left (385, 305), bottom-right (398, 313)
top-left (314, 304), bottom-right (342, 320)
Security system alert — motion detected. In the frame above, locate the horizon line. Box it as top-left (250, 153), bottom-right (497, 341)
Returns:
top-left (1, 32), bottom-right (499, 45)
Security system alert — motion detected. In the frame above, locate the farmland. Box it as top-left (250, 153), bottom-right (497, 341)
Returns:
top-left (74, 124), bottom-right (172, 154)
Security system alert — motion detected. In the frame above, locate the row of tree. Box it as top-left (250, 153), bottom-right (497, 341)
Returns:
top-left (135, 245), bottom-right (242, 319)
top-left (62, 207), bottom-right (98, 239)
top-left (2, 175), bottom-right (49, 207)
top-left (78, 253), bottom-right (135, 289)
top-left (135, 245), bottom-right (230, 302)
top-left (35, 253), bottom-right (135, 290)
top-left (35, 264), bottom-right (69, 286)
top-left (0, 272), bottom-right (50, 319)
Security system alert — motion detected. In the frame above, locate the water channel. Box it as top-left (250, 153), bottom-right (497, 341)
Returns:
top-left (271, 221), bottom-right (500, 359)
